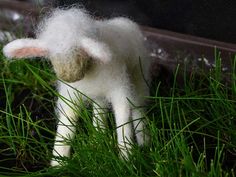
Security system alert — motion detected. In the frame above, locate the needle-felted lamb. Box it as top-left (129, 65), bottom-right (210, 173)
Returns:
top-left (3, 7), bottom-right (151, 166)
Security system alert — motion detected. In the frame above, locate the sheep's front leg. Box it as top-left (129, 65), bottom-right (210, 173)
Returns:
top-left (92, 98), bottom-right (108, 130)
top-left (111, 93), bottom-right (133, 158)
top-left (51, 98), bottom-right (78, 166)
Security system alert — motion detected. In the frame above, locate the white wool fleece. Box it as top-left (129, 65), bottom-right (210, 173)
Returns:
top-left (36, 8), bottom-right (95, 56)
top-left (3, 7), bottom-right (151, 167)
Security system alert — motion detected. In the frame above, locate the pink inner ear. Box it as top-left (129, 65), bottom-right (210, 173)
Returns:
top-left (12, 47), bottom-right (48, 58)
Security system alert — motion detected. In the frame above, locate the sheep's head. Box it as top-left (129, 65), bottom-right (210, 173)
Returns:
top-left (3, 38), bottom-right (112, 82)
top-left (50, 50), bottom-right (92, 82)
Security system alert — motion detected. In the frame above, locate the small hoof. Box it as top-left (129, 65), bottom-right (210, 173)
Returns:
top-left (50, 159), bottom-right (61, 167)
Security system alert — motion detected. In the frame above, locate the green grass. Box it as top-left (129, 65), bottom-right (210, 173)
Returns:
top-left (0, 46), bottom-right (235, 177)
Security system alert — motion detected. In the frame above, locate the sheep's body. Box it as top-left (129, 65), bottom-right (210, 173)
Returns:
top-left (3, 8), bottom-right (151, 166)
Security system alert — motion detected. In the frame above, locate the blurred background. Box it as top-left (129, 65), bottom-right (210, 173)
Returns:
top-left (0, 0), bottom-right (236, 43)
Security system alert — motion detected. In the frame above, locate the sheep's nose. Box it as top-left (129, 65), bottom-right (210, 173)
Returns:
top-left (59, 72), bottom-right (85, 83)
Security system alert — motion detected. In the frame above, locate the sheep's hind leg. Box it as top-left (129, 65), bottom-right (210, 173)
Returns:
top-left (131, 77), bottom-right (150, 146)
top-left (110, 92), bottom-right (133, 159)
top-left (131, 107), bottom-right (149, 146)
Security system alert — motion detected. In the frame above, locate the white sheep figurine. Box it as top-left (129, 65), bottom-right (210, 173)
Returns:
top-left (3, 8), bottom-right (151, 166)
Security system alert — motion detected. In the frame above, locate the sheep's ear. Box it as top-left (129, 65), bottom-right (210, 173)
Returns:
top-left (80, 38), bottom-right (112, 63)
top-left (3, 39), bottom-right (49, 59)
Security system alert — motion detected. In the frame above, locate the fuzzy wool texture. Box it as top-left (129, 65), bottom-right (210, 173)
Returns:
top-left (3, 7), bottom-right (151, 166)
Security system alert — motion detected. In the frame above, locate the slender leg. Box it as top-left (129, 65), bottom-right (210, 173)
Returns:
top-left (131, 107), bottom-right (149, 146)
top-left (51, 97), bottom-right (79, 166)
top-left (110, 92), bottom-right (133, 158)
top-left (92, 98), bottom-right (108, 130)
top-left (131, 78), bottom-right (150, 146)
